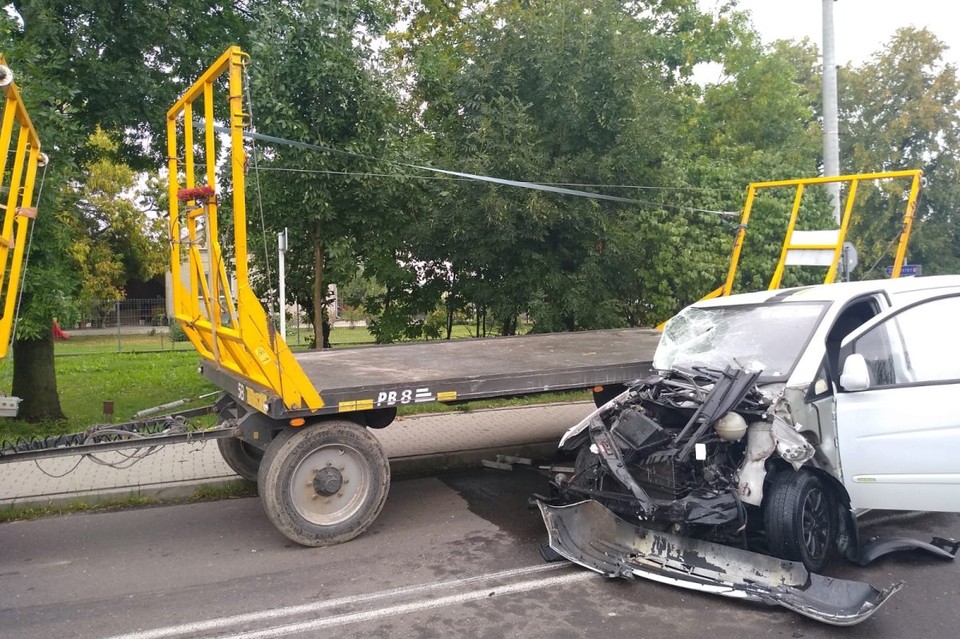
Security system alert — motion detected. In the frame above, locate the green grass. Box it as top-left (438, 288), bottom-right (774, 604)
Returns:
top-left (1, 324), bottom-right (584, 443)
top-left (54, 323), bottom-right (512, 355)
top-left (55, 350), bottom-right (217, 420)
top-left (0, 480), bottom-right (257, 524)
top-left (0, 349), bottom-right (217, 443)
top-left (328, 326), bottom-right (375, 346)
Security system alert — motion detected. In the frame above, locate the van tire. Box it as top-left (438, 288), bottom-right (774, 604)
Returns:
top-left (764, 470), bottom-right (836, 573)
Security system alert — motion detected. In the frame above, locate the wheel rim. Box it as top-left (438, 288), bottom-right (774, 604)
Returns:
top-left (800, 487), bottom-right (829, 563)
top-left (288, 443), bottom-right (371, 526)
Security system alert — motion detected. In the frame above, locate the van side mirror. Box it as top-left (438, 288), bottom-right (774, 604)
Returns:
top-left (840, 353), bottom-right (870, 391)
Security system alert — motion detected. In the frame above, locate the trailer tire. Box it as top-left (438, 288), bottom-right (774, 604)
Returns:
top-left (217, 437), bottom-right (264, 482)
top-left (258, 421), bottom-right (390, 547)
top-left (764, 470), bottom-right (836, 573)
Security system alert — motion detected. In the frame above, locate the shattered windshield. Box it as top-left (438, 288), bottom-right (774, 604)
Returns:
top-left (654, 302), bottom-right (828, 380)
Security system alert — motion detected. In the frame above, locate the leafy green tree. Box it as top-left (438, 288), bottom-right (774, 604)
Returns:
top-left (1, 1), bottom-right (252, 420)
top-left (62, 128), bottom-right (166, 308)
top-left (839, 27), bottom-right (960, 276)
top-left (244, 0), bottom-right (412, 347)
top-left (664, 27), bottom-right (834, 301)
top-left (393, 0), bottom-right (740, 333)
top-left (3, 1), bottom-right (251, 165)
top-left (10, 193), bottom-right (74, 421)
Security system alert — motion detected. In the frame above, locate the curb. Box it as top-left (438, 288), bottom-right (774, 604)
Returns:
top-left (0, 441), bottom-right (565, 513)
top-left (0, 402), bottom-right (589, 514)
top-left (0, 477), bottom-right (245, 511)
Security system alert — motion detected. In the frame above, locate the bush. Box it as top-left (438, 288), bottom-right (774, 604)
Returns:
top-left (168, 321), bottom-right (189, 342)
top-left (422, 309), bottom-right (446, 340)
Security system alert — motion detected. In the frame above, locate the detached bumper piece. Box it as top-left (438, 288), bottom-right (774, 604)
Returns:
top-left (855, 536), bottom-right (959, 566)
top-left (538, 499), bottom-right (901, 626)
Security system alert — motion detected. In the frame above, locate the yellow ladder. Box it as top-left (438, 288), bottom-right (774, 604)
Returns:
top-left (166, 46), bottom-right (323, 413)
top-left (716, 170), bottom-right (922, 298)
top-left (0, 56), bottom-right (44, 359)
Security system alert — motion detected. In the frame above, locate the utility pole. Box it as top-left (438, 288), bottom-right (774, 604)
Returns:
top-left (823, 0), bottom-right (841, 223)
top-left (278, 228), bottom-right (288, 339)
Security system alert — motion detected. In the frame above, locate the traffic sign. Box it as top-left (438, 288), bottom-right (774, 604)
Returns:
top-left (886, 264), bottom-right (922, 277)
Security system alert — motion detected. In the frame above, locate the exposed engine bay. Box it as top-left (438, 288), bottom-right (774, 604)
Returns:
top-left (550, 366), bottom-right (813, 541)
top-left (537, 366), bottom-right (958, 625)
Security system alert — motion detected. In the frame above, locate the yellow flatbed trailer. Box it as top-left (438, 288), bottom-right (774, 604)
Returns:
top-left (202, 328), bottom-right (661, 422)
top-left (169, 46), bottom-right (665, 546)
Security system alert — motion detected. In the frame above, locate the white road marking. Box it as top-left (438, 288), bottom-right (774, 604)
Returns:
top-left (222, 571), bottom-right (596, 639)
top-left (104, 562), bottom-right (576, 639)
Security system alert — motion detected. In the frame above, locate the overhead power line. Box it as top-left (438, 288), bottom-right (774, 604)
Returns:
top-left (198, 122), bottom-right (738, 217)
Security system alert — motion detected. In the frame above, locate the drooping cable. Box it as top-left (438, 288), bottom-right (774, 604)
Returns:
top-left (248, 165), bottom-right (738, 194)
top-left (253, 166), bottom-right (739, 218)
top-left (241, 61), bottom-right (276, 319)
top-left (860, 190), bottom-right (925, 279)
top-left (199, 124), bottom-right (739, 218)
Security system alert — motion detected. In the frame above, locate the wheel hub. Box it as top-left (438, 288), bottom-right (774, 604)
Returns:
top-left (802, 488), bottom-right (828, 561)
top-left (313, 467), bottom-right (343, 496)
top-left (289, 442), bottom-right (372, 526)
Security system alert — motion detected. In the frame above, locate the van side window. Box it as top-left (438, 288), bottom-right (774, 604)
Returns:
top-left (851, 296), bottom-right (960, 386)
top-left (825, 298), bottom-right (878, 381)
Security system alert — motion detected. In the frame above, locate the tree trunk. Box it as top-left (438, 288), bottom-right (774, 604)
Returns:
top-left (445, 284), bottom-right (455, 340)
top-left (12, 327), bottom-right (66, 422)
top-left (312, 234), bottom-right (331, 349)
top-left (501, 314), bottom-right (517, 336)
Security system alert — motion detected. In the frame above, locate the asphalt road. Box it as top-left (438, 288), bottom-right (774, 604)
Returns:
top-left (1, 468), bottom-right (958, 639)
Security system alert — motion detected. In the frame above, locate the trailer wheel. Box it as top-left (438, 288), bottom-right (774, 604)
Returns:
top-left (217, 437), bottom-right (264, 482)
top-left (764, 470), bottom-right (836, 572)
top-left (258, 421), bottom-right (390, 547)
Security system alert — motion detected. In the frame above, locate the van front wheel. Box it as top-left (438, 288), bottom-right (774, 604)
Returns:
top-left (764, 470), bottom-right (836, 573)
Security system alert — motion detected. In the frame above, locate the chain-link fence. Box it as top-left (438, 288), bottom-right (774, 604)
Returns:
top-left (73, 299), bottom-right (169, 330)
top-left (59, 299), bottom-right (372, 354)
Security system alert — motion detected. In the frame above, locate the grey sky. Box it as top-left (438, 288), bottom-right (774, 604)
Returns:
top-left (705, 0), bottom-right (960, 67)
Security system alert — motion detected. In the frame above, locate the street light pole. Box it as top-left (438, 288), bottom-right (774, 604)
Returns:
top-left (278, 228), bottom-right (288, 339)
top-left (823, 0), bottom-right (841, 223)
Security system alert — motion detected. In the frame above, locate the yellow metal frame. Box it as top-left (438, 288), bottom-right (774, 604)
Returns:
top-left (0, 56), bottom-right (43, 359)
top-left (716, 170), bottom-right (922, 297)
top-left (166, 46), bottom-right (323, 412)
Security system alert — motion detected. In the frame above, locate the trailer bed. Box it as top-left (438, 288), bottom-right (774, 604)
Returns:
top-left (202, 328), bottom-right (660, 419)
top-left (288, 327), bottom-right (660, 416)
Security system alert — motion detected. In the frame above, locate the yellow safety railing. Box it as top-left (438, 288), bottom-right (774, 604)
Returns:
top-left (0, 56), bottom-right (43, 359)
top-left (166, 46), bottom-right (323, 412)
top-left (715, 170), bottom-right (922, 298)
